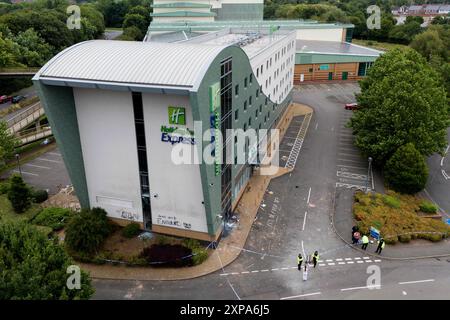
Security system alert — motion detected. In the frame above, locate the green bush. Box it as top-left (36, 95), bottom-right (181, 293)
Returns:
top-left (419, 201), bottom-right (438, 214)
top-left (32, 189), bottom-right (48, 203)
top-left (398, 234), bottom-right (411, 243)
top-left (192, 247), bottom-right (209, 265)
top-left (122, 222), bottom-right (141, 238)
top-left (7, 174), bottom-right (32, 213)
top-left (384, 143), bottom-right (429, 194)
top-left (182, 238), bottom-right (201, 250)
top-left (156, 235), bottom-right (171, 245)
top-left (65, 207), bottom-right (112, 254)
top-left (33, 207), bottom-right (73, 231)
top-left (383, 195), bottom-right (401, 208)
top-left (0, 221), bottom-right (94, 299)
top-left (0, 181), bottom-right (10, 194)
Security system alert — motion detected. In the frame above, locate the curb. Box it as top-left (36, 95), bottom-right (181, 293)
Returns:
top-left (330, 188), bottom-right (450, 261)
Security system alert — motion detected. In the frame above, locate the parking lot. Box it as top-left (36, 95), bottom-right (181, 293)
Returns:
top-left (3, 147), bottom-right (71, 194)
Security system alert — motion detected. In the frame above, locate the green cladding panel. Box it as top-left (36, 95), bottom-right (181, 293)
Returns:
top-left (33, 81), bottom-right (90, 209)
top-left (296, 52), bottom-right (379, 64)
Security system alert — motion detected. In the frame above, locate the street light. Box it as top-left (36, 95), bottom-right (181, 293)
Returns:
top-left (366, 157), bottom-right (373, 193)
top-left (15, 153), bottom-right (22, 177)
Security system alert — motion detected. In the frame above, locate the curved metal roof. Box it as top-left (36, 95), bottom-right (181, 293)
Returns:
top-left (34, 40), bottom-right (227, 91)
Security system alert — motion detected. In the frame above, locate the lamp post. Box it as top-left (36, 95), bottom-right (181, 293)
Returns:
top-left (366, 157), bottom-right (373, 193)
top-left (15, 153), bottom-right (22, 177)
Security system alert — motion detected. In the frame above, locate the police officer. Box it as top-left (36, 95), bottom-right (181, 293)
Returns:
top-left (375, 238), bottom-right (385, 254)
top-left (361, 234), bottom-right (369, 250)
top-left (312, 251), bottom-right (319, 268)
top-left (297, 253), bottom-right (303, 270)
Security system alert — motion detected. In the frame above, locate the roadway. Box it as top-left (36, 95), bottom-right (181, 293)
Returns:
top-left (92, 82), bottom-right (450, 300)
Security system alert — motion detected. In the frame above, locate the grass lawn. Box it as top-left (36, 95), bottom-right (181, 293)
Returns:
top-left (353, 39), bottom-right (408, 52)
top-left (0, 194), bottom-right (51, 235)
top-left (353, 191), bottom-right (450, 244)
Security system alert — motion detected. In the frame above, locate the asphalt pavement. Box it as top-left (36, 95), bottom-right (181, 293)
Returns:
top-left (91, 82), bottom-right (450, 300)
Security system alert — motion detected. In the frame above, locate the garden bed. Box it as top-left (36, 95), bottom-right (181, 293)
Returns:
top-left (353, 191), bottom-right (450, 244)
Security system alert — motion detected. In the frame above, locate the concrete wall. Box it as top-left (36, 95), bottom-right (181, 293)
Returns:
top-left (73, 88), bottom-right (143, 223)
top-left (141, 93), bottom-right (208, 234)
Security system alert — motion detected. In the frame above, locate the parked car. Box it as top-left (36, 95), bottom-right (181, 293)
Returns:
top-left (0, 95), bottom-right (11, 104)
top-left (345, 102), bottom-right (359, 110)
top-left (12, 95), bottom-right (25, 103)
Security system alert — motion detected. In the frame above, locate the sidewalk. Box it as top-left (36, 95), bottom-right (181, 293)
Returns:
top-left (333, 188), bottom-right (450, 260)
top-left (81, 103), bottom-right (314, 280)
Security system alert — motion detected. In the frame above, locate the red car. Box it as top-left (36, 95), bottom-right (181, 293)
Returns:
top-left (0, 95), bottom-right (10, 104)
top-left (345, 102), bottom-right (359, 110)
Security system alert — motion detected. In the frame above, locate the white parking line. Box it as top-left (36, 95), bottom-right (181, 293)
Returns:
top-left (260, 269), bottom-right (269, 272)
top-left (280, 292), bottom-right (321, 300)
top-left (48, 152), bottom-right (61, 156)
top-left (341, 285), bottom-right (379, 292)
top-left (13, 170), bottom-right (38, 176)
top-left (37, 158), bottom-right (62, 163)
top-left (357, 261), bottom-right (364, 264)
top-left (302, 211), bottom-right (308, 231)
top-left (328, 263), bottom-right (335, 266)
top-left (398, 279), bottom-right (434, 285)
top-left (24, 163), bottom-right (51, 170)
top-left (347, 261), bottom-right (354, 264)
top-left (307, 187), bottom-right (311, 204)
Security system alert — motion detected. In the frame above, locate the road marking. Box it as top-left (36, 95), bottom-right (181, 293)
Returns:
top-left (335, 258), bottom-right (343, 261)
top-left (302, 211), bottom-right (308, 231)
top-left (341, 285), bottom-right (379, 292)
top-left (328, 263), bottom-right (335, 266)
top-left (363, 257), bottom-right (370, 259)
top-left (319, 264), bottom-right (326, 267)
top-left (281, 292), bottom-right (321, 300)
top-left (231, 272), bottom-right (239, 275)
top-left (251, 270), bottom-right (259, 273)
top-left (13, 170), bottom-right (38, 176)
top-left (398, 279), bottom-right (435, 285)
top-left (345, 258), bottom-right (352, 261)
top-left (260, 269), bottom-right (269, 272)
top-left (365, 260), bottom-right (373, 263)
top-left (354, 257), bottom-right (361, 260)
top-left (37, 158), bottom-right (62, 163)
top-left (338, 158), bottom-right (365, 164)
top-left (374, 260), bottom-right (381, 262)
top-left (220, 273), bottom-right (229, 276)
top-left (347, 261), bottom-right (354, 264)
top-left (281, 267), bottom-right (289, 270)
top-left (338, 262), bottom-right (346, 265)
top-left (271, 268), bottom-right (279, 271)
top-left (356, 261), bottom-right (364, 264)
top-left (337, 164), bottom-right (367, 170)
top-left (241, 271), bottom-right (250, 274)
top-left (315, 123), bottom-right (318, 130)
top-left (307, 187), bottom-right (311, 204)
top-left (326, 259), bottom-right (333, 262)
top-left (442, 169), bottom-right (449, 180)
top-left (48, 152), bottom-right (61, 156)
top-left (24, 163), bottom-right (51, 170)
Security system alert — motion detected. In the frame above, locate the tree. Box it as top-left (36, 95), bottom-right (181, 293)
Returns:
top-left (0, 221), bottom-right (94, 299)
top-left (7, 174), bottom-right (31, 213)
top-left (388, 21), bottom-right (422, 44)
top-left (121, 26), bottom-right (143, 41)
top-left (122, 13), bottom-right (147, 40)
top-left (0, 121), bottom-right (19, 163)
top-left (384, 143), bottom-right (428, 194)
top-left (13, 28), bottom-right (52, 67)
top-left (410, 28), bottom-right (447, 62)
top-left (348, 48), bottom-right (449, 165)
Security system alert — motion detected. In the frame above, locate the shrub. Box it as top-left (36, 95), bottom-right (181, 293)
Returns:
top-left (0, 221), bottom-right (94, 299)
top-left (419, 201), bottom-right (438, 214)
top-left (140, 244), bottom-right (192, 267)
top-left (398, 234), bottom-right (411, 243)
top-left (32, 207), bottom-right (73, 231)
top-left (122, 222), bottom-right (141, 238)
top-left (65, 207), bottom-right (112, 254)
top-left (192, 247), bottom-right (209, 265)
top-left (0, 181), bottom-right (10, 194)
top-left (383, 195), bottom-right (401, 208)
top-left (156, 235), bottom-right (171, 245)
top-left (182, 238), bottom-right (201, 250)
top-left (384, 143), bottom-right (428, 194)
top-left (32, 189), bottom-right (48, 203)
top-left (7, 174), bottom-right (32, 213)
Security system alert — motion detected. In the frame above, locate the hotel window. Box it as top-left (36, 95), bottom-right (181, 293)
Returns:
top-left (257, 68), bottom-right (259, 77)
top-left (244, 77), bottom-right (248, 88)
top-left (249, 96), bottom-right (252, 106)
top-left (248, 117), bottom-right (252, 127)
top-left (235, 109), bottom-right (239, 120)
top-left (259, 104), bottom-right (262, 114)
top-left (256, 89), bottom-right (259, 97)
top-left (255, 109), bottom-right (258, 118)
top-left (235, 84), bottom-right (239, 96)
top-left (261, 65), bottom-right (264, 74)
top-left (249, 74), bottom-right (253, 85)
top-left (244, 101), bottom-right (247, 111)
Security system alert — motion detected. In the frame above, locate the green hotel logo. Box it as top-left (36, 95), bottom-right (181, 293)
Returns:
top-left (168, 106), bottom-right (186, 125)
